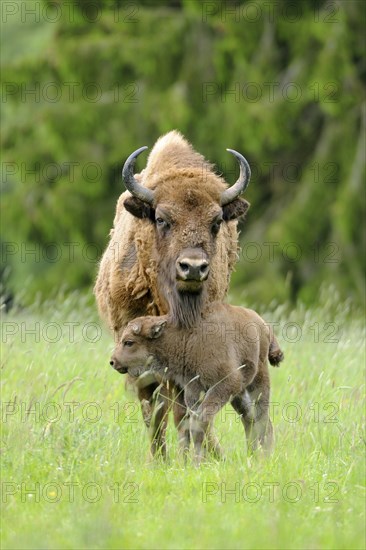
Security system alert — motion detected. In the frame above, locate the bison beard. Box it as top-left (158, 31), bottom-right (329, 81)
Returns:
top-left (167, 287), bottom-right (205, 329)
top-left (158, 253), bottom-right (207, 329)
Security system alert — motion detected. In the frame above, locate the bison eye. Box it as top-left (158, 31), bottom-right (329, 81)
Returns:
top-left (156, 217), bottom-right (169, 230)
top-left (123, 340), bottom-right (135, 347)
top-left (211, 219), bottom-right (223, 236)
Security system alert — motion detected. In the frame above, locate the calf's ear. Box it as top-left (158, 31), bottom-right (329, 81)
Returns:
top-left (124, 196), bottom-right (155, 221)
top-left (149, 320), bottom-right (167, 339)
top-left (131, 322), bottom-right (141, 335)
top-left (222, 198), bottom-right (250, 221)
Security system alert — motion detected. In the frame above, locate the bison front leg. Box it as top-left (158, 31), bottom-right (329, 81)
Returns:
top-left (231, 372), bottom-right (274, 455)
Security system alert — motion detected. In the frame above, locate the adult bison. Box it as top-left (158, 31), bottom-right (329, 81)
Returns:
top-left (94, 130), bottom-right (251, 457)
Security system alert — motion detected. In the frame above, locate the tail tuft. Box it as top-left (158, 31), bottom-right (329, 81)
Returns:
top-left (269, 338), bottom-right (284, 367)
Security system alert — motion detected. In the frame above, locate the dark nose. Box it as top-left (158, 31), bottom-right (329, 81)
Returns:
top-left (110, 357), bottom-right (128, 374)
top-left (176, 249), bottom-right (210, 282)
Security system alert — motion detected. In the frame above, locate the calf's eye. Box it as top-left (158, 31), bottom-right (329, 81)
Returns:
top-left (123, 340), bottom-right (134, 347)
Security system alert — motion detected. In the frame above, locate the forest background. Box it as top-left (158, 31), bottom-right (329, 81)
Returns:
top-left (1, 0), bottom-right (365, 310)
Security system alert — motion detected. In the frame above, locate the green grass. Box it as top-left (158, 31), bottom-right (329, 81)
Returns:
top-left (1, 291), bottom-right (365, 550)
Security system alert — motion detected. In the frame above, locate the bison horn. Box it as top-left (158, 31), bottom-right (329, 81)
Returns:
top-left (122, 146), bottom-right (154, 205)
top-left (220, 149), bottom-right (251, 206)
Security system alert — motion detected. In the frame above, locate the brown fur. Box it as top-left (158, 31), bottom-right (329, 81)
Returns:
top-left (94, 131), bottom-right (250, 457)
top-left (111, 303), bottom-right (284, 463)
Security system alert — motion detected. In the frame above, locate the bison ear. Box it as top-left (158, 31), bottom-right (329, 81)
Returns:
top-left (149, 319), bottom-right (167, 339)
top-left (222, 198), bottom-right (250, 221)
top-left (124, 196), bottom-right (155, 221)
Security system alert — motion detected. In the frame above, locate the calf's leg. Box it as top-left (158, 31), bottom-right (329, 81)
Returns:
top-left (205, 423), bottom-right (222, 459)
top-left (174, 387), bottom-right (222, 459)
top-left (231, 367), bottom-right (273, 454)
top-left (136, 380), bottom-right (170, 459)
top-left (185, 378), bottom-right (238, 464)
top-left (173, 387), bottom-right (191, 457)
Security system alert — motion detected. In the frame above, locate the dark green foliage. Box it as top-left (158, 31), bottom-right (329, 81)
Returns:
top-left (1, 0), bottom-right (365, 307)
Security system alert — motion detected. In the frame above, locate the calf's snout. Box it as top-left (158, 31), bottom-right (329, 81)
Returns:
top-left (109, 356), bottom-right (128, 374)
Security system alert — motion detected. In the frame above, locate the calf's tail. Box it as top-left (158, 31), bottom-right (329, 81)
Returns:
top-left (268, 334), bottom-right (284, 367)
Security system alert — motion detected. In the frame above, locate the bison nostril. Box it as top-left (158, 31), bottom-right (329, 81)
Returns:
top-left (179, 262), bottom-right (190, 273)
top-left (110, 360), bottom-right (115, 366)
top-left (200, 263), bottom-right (209, 274)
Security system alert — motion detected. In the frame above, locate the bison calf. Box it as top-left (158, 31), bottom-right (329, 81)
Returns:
top-left (110, 303), bottom-right (283, 462)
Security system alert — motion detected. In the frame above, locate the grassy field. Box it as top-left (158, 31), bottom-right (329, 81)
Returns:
top-left (1, 290), bottom-right (365, 550)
